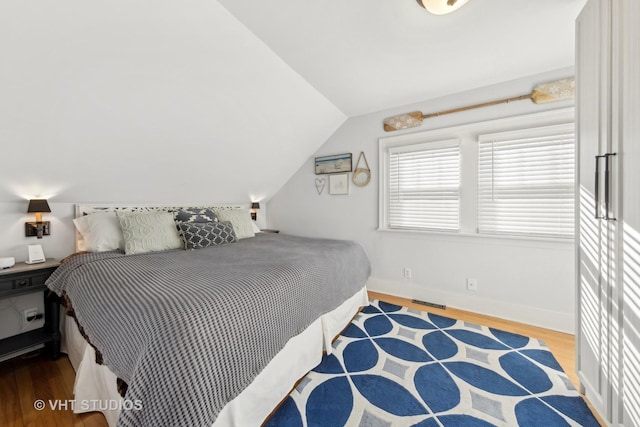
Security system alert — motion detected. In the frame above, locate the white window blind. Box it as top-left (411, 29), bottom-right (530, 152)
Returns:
top-left (387, 140), bottom-right (460, 231)
top-left (477, 123), bottom-right (575, 238)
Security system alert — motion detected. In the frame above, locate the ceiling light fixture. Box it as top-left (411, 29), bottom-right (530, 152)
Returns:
top-left (417, 0), bottom-right (470, 15)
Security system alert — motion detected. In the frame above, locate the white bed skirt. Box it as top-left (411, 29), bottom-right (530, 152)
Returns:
top-left (62, 286), bottom-right (369, 426)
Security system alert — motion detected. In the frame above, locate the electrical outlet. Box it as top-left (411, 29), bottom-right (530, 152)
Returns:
top-left (466, 278), bottom-right (478, 291)
top-left (403, 267), bottom-right (412, 279)
top-left (23, 308), bottom-right (39, 325)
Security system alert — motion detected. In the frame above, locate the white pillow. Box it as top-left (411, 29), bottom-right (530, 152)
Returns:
top-left (73, 212), bottom-right (125, 252)
top-left (117, 211), bottom-right (183, 255)
top-left (215, 209), bottom-right (255, 239)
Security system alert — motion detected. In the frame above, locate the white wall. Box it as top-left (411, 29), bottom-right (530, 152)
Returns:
top-left (0, 202), bottom-right (76, 262)
top-left (0, 0), bottom-right (345, 205)
top-left (268, 67), bottom-right (577, 333)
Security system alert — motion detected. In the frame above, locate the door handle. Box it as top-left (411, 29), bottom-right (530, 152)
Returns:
top-left (595, 155), bottom-right (605, 219)
top-left (604, 153), bottom-right (616, 221)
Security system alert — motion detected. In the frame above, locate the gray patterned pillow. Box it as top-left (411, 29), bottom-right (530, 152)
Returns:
top-left (174, 208), bottom-right (219, 240)
top-left (174, 208), bottom-right (218, 224)
top-left (179, 221), bottom-right (237, 250)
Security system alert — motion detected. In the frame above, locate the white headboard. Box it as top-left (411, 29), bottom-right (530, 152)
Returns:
top-left (74, 204), bottom-right (246, 218)
top-left (74, 203), bottom-right (248, 251)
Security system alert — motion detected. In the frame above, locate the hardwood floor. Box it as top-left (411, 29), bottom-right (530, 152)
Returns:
top-left (0, 291), bottom-right (601, 426)
top-left (0, 352), bottom-right (108, 427)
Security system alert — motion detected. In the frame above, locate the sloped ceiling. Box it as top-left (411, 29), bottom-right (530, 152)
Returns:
top-left (0, 0), bottom-right (345, 204)
top-left (219, 0), bottom-right (587, 116)
top-left (0, 0), bottom-right (586, 205)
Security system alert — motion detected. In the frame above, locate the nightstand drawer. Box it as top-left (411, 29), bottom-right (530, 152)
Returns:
top-left (17, 277), bottom-right (32, 289)
top-left (0, 276), bottom-right (33, 290)
top-left (0, 263), bottom-right (58, 296)
top-left (0, 268), bottom-right (55, 293)
top-left (14, 277), bottom-right (32, 289)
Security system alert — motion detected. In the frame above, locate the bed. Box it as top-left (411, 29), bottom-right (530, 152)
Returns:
top-left (47, 204), bottom-right (371, 427)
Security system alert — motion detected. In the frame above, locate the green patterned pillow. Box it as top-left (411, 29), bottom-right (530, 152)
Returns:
top-left (118, 211), bottom-right (183, 255)
top-left (215, 209), bottom-right (255, 239)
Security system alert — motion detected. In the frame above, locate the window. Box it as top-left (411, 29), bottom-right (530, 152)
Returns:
top-left (385, 139), bottom-right (460, 232)
top-left (477, 124), bottom-right (575, 238)
top-left (379, 108), bottom-right (575, 240)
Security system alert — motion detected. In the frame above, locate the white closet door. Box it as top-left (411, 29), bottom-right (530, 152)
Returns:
top-left (576, 0), bottom-right (613, 420)
top-left (619, 0), bottom-right (640, 424)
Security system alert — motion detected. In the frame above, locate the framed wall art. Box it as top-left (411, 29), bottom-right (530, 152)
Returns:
top-left (315, 153), bottom-right (352, 175)
top-left (329, 173), bottom-right (349, 195)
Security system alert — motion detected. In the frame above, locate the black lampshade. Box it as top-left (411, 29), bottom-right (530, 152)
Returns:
top-left (251, 202), bottom-right (260, 210)
top-left (27, 199), bottom-right (51, 214)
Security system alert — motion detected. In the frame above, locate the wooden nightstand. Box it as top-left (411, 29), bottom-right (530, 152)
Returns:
top-left (0, 259), bottom-right (61, 360)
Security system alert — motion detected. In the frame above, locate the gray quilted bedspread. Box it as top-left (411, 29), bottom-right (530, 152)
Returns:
top-left (46, 233), bottom-right (370, 427)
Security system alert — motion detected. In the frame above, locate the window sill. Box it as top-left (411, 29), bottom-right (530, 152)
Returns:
top-left (377, 227), bottom-right (574, 246)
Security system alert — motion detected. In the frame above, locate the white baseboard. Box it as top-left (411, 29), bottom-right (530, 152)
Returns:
top-left (366, 277), bottom-right (575, 335)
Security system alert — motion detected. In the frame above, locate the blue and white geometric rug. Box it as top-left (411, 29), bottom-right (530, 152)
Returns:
top-left (266, 300), bottom-right (600, 427)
